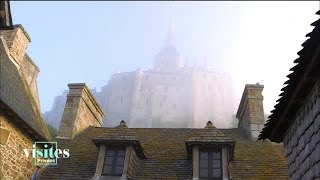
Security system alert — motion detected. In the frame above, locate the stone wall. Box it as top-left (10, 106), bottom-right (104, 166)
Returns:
top-left (0, 113), bottom-right (35, 180)
top-left (283, 81), bottom-right (320, 180)
top-left (57, 83), bottom-right (104, 139)
top-left (127, 146), bottom-right (140, 179)
top-left (132, 70), bottom-right (191, 128)
top-left (192, 70), bottom-right (236, 128)
top-left (44, 62), bottom-right (236, 129)
top-left (104, 71), bottom-right (136, 127)
top-left (20, 54), bottom-right (40, 108)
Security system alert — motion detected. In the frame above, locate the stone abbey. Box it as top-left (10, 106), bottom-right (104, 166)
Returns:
top-left (1, 1), bottom-right (319, 179)
top-left (43, 18), bottom-right (236, 129)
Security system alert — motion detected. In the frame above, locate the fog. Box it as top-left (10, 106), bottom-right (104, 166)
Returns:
top-left (11, 1), bottom-right (319, 128)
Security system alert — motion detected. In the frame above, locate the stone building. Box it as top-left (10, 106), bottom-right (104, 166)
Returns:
top-left (259, 10), bottom-right (320, 180)
top-left (0, 1), bottom-right (51, 179)
top-left (1, 1), bottom-right (291, 179)
top-left (43, 19), bottom-right (236, 129)
top-left (38, 83), bottom-right (288, 179)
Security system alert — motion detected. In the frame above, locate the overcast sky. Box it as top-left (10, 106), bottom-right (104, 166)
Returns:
top-left (10, 1), bottom-right (319, 114)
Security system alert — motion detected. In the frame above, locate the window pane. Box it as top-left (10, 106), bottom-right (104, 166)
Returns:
top-left (105, 157), bottom-right (113, 165)
top-left (212, 151), bottom-right (220, 159)
top-left (213, 160), bottom-right (221, 168)
top-left (115, 165), bottom-right (123, 174)
top-left (118, 150), bottom-right (125, 157)
top-left (212, 168), bottom-right (221, 177)
top-left (103, 165), bottom-right (112, 174)
top-left (200, 159), bottom-right (208, 168)
top-left (117, 157), bottom-right (125, 165)
top-left (106, 150), bottom-right (114, 157)
top-left (200, 152), bottom-right (208, 159)
top-left (200, 168), bottom-right (208, 177)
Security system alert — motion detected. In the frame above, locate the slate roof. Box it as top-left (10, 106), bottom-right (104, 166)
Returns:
top-left (0, 36), bottom-right (51, 141)
top-left (259, 10), bottom-right (320, 142)
top-left (38, 126), bottom-right (288, 180)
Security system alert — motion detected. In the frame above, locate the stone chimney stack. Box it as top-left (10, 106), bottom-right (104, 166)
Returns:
top-left (0, 25), bottom-right (30, 66)
top-left (0, 24), bottom-right (42, 108)
top-left (236, 84), bottom-right (265, 140)
top-left (57, 83), bottom-right (105, 139)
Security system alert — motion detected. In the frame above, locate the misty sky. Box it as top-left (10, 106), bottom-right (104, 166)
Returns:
top-left (10, 1), bottom-right (319, 115)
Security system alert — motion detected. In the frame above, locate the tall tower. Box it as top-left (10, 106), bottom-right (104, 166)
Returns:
top-left (154, 16), bottom-right (181, 72)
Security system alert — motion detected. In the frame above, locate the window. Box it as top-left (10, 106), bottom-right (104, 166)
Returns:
top-left (199, 148), bottom-right (222, 179)
top-left (102, 148), bottom-right (126, 176)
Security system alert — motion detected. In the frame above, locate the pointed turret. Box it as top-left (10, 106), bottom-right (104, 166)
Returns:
top-left (165, 16), bottom-right (175, 46)
top-left (154, 16), bottom-right (181, 72)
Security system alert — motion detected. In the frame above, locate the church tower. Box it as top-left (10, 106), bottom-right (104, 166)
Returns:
top-left (154, 17), bottom-right (181, 72)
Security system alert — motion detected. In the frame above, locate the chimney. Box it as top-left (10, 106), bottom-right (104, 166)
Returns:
top-left (57, 83), bottom-right (104, 139)
top-left (0, 24), bottom-right (30, 66)
top-left (236, 84), bottom-right (265, 140)
top-left (1, 24), bottom-right (42, 108)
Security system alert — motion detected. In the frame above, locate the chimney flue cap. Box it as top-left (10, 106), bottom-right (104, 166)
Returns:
top-left (205, 121), bottom-right (215, 129)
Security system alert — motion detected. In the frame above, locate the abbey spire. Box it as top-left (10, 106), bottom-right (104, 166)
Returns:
top-left (154, 16), bottom-right (181, 72)
top-left (165, 16), bottom-right (175, 46)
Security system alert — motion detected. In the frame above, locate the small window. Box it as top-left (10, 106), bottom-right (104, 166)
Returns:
top-left (102, 148), bottom-right (126, 176)
top-left (120, 96), bottom-right (123, 103)
top-left (199, 148), bottom-right (222, 179)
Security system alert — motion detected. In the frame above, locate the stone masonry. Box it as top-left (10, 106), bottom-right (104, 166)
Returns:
top-left (236, 84), bottom-right (265, 140)
top-left (283, 80), bottom-right (320, 180)
top-left (0, 25), bottom-right (41, 109)
top-left (57, 83), bottom-right (105, 139)
top-left (0, 114), bottom-right (35, 180)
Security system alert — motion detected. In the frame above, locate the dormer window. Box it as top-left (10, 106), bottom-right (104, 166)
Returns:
top-left (102, 148), bottom-right (126, 176)
top-left (92, 125), bottom-right (146, 179)
top-left (185, 121), bottom-right (236, 180)
top-left (199, 148), bottom-right (222, 179)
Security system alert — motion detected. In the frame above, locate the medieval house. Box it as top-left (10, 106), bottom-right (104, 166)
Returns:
top-left (38, 82), bottom-right (288, 180)
top-left (0, 1), bottom-right (300, 179)
top-left (259, 10), bottom-right (320, 180)
top-left (0, 1), bottom-right (51, 179)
